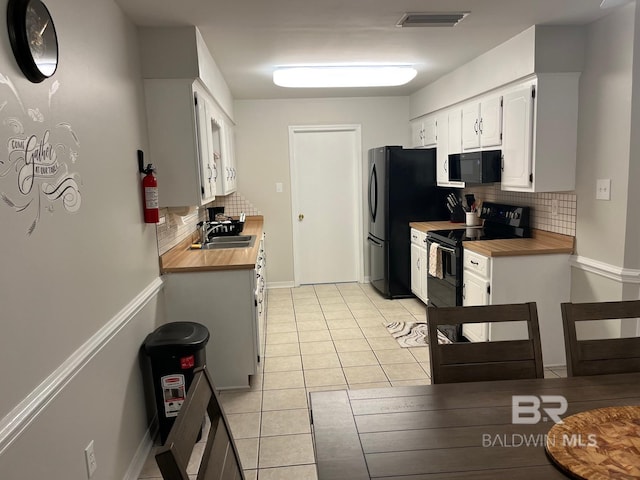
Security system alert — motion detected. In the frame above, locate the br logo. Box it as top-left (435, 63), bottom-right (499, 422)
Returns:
top-left (512, 395), bottom-right (568, 424)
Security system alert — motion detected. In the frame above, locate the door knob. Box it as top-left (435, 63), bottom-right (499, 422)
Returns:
top-left (298, 214), bottom-right (304, 221)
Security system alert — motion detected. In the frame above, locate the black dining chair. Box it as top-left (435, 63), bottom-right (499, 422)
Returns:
top-left (427, 302), bottom-right (544, 384)
top-left (561, 300), bottom-right (640, 377)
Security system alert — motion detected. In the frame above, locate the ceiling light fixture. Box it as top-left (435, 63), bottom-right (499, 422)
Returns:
top-left (273, 65), bottom-right (417, 88)
top-left (396, 12), bottom-right (470, 28)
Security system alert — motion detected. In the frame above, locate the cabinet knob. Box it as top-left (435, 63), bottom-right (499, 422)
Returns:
top-left (298, 214), bottom-right (304, 221)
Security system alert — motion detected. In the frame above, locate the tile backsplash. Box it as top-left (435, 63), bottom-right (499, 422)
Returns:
top-left (464, 185), bottom-right (576, 236)
top-left (156, 192), bottom-right (262, 255)
top-left (210, 192), bottom-right (261, 217)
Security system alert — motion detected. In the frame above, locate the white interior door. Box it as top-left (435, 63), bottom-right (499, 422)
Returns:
top-left (290, 125), bottom-right (362, 285)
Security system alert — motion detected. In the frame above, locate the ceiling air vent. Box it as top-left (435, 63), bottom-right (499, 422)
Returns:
top-left (396, 12), bottom-right (469, 28)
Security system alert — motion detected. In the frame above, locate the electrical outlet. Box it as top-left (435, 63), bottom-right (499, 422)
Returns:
top-left (551, 199), bottom-right (559, 216)
top-left (596, 178), bottom-right (611, 200)
top-left (276, 182), bottom-right (283, 193)
top-left (85, 440), bottom-right (97, 478)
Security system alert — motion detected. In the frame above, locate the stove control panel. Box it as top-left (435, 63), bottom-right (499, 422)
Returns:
top-left (479, 202), bottom-right (530, 227)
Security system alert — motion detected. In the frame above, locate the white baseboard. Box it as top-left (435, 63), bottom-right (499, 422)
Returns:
top-left (122, 418), bottom-right (158, 480)
top-left (570, 255), bottom-right (640, 284)
top-left (267, 281), bottom-right (295, 289)
top-left (0, 277), bottom-right (164, 456)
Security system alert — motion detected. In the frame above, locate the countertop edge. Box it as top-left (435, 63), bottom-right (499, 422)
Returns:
top-left (160, 216), bottom-right (264, 273)
top-left (409, 221), bottom-right (575, 257)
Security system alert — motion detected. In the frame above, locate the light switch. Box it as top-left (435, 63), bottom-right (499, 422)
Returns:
top-left (276, 182), bottom-right (283, 193)
top-left (596, 179), bottom-right (611, 200)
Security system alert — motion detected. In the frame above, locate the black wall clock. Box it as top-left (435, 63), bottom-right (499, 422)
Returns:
top-left (7, 0), bottom-right (58, 83)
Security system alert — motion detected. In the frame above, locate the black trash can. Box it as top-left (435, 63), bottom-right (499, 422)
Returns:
top-left (143, 321), bottom-right (209, 444)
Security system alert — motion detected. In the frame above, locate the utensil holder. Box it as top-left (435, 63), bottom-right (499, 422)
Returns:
top-left (466, 212), bottom-right (480, 226)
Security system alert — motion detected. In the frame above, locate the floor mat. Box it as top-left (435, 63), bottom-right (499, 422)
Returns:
top-left (385, 322), bottom-right (452, 347)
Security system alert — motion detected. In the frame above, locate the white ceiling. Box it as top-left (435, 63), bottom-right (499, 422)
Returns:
top-left (115, 0), bottom-right (613, 100)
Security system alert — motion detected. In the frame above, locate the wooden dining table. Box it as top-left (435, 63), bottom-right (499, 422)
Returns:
top-left (309, 372), bottom-right (640, 479)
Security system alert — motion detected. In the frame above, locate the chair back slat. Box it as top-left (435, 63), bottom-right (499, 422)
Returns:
top-left (439, 340), bottom-right (535, 364)
top-left (427, 302), bottom-right (544, 384)
top-left (561, 300), bottom-right (640, 377)
top-left (155, 367), bottom-right (244, 480)
top-left (436, 362), bottom-right (540, 384)
top-left (579, 338), bottom-right (640, 361)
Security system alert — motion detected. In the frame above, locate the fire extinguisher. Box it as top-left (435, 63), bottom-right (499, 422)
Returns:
top-left (142, 163), bottom-right (159, 223)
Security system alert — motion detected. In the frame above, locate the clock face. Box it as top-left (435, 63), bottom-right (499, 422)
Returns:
top-left (7, 0), bottom-right (59, 83)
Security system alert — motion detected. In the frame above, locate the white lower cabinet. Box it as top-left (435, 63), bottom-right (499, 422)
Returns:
top-left (410, 229), bottom-right (428, 304)
top-left (163, 240), bottom-right (267, 389)
top-left (461, 269), bottom-right (490, 342)
top-left (462, 248), bottom-right (570, 366)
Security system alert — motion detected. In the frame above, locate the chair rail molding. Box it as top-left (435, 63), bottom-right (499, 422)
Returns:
top-left (570, 255), bottom-right (640, 284)
top-left (0, 276), bottom-right (165, 455)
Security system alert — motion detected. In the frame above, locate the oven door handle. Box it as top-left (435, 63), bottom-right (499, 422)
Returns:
top-left (426, 239), bottom-right (457, 255)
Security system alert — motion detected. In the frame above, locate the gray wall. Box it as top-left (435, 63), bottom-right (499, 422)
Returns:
top-left (572, 2), bottom-right (640, 302)
top-left (0, 0), bottom-right (161, 477)
top-left (233, 97), bottom-right (410, 285)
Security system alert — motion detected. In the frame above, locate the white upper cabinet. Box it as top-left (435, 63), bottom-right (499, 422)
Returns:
top-left (447, 108), bottom-right (463, 155)
top-left (195, 91), bottom-right (217, 202)
top-left (198, 98), bottom-right (236, 197)
top-left (144, 79), bottom-right (217, 207)
top-left (501, 74), bottom-right (579, 192)
top-left (219, 117), bottom-right (237, 195)
top-left (501, 85), bottom-right (534, 189)
top-left (410, 115), bottom-right (437, 148)
top-left (436, 110), bottom-right (464, 188)
top-left (423, 116), bottom-right (437, 147)
top-left (462, 95), bottom-right (503, 150)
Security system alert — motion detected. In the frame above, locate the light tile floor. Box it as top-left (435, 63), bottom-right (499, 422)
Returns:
top-left (138, 282), bottom-right (567, 479)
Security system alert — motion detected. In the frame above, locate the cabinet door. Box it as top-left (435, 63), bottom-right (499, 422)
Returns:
top-left (410, 119), bottom-right (425, 147)
top-left (447, 108), bottom-right (462, 155)
top-left (436, 111), bottom-right (464, 188)
top-left (479, 96), bottom-right (502, 148)
top-left (435, 112), bottom-right (450, 186)
top-left (222, 119), bottom-right (237, 194)
top-left (410, 242), bottom-right (422, 298)
top-left (195, 93), bottom-right (216, 202)
top-left (423, 116), bottom-right (437, 147)
top-left (501, 86), bottom-right (534, 189)
top-left (419, 243), bottom-right (428, 302)
top-left (462, 102), bottom-right (481, 150)
top-left (462, 270), bottom-right (490, 342)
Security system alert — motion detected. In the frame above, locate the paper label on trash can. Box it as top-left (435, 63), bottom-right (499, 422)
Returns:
top-left (161, 374), bottom-right (185, 418)
top-left (180, 355), bottom-right (195, 369)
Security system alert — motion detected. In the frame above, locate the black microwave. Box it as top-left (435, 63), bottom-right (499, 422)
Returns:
top-left (448, 150), bottom-right (502, 184)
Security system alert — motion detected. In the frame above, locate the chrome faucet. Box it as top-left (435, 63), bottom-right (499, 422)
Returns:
top-left (200, 221), bottom-right (226, 243)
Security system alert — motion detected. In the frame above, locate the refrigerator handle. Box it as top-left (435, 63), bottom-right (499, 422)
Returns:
top-left (367, 235), bottom-right (383, 247)
top-left (369, 163), bottom-right (378, 222)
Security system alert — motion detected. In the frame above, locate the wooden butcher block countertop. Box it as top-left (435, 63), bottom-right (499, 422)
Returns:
top-left (409, 221), bottom-right (574, 257)
top-left (160, 216), bottom-right (263, 273)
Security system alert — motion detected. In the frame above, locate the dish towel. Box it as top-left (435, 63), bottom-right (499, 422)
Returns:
top-left (428, 242), bottom-right (443, 279)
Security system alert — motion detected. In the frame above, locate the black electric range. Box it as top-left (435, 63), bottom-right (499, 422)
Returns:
top-left (426, 202), bottom-right (531, 342)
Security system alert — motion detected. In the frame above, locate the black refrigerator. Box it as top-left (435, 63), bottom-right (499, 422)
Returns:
top-left (367, 146), bottom-right (453, 299)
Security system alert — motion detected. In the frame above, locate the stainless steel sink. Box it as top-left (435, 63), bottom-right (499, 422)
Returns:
top-left (208, 235), bottom-right (254, 243)
top-left (199, 235), bottom-right (256, 250)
